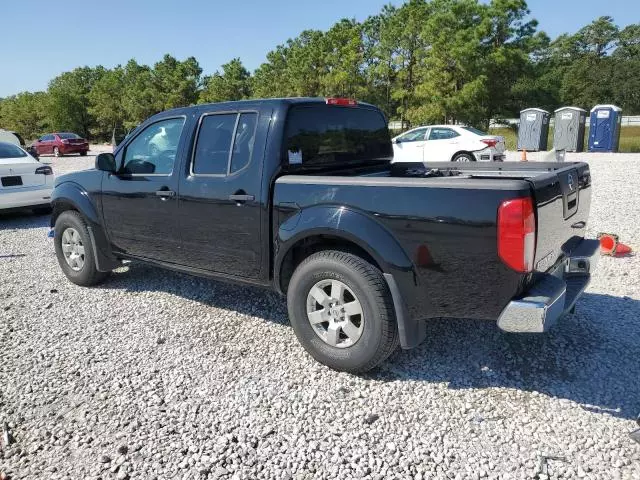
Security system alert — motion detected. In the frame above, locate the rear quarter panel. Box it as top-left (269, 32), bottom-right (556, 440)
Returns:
top-left (274, 176), bottom-right (531, 321)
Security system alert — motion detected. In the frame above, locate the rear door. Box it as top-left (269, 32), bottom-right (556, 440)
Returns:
top-left (425, 127), bottom-right (461, 161)
top-left (101, 116), bottom-right (188, 261)
top-left (176, 107), bottom-right (267, 278)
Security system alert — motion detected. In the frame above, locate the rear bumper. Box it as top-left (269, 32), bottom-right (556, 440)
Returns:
top-left (60, 144), bottom-right (89, 154)
top-left (1, 185), bottom-right (53, 210)
top-left (474, 148), bottom-right (505, 162)
top-left (497, 239), bottom-right (599, 333)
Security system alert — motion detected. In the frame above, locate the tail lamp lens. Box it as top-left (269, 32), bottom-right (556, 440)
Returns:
top-left (497, 197), bottom-right (535, 272)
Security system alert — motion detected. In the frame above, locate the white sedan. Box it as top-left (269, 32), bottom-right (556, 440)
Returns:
top-left (0, 141), bottom-right (54, 213)
top-left (392, 125), bottom-right (505, 163)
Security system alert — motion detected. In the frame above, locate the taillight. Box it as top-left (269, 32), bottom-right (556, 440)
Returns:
top-left (497, 197), bottom-right (535, 272)
top-left (481, 138), bottom-right (498, 148)
top-left (326, 98), bottom-right (357, 106)
top-left (35, 166), bottom-right (53, 175)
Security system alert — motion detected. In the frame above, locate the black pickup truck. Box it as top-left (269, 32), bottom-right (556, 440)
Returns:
top-left (50, 97), bottom-right (599, 372)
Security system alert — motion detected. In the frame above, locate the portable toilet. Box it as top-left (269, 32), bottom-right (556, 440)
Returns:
top-left (588, 104), bottom-right (622, 152)
top-left (554, 107), bottom-right (587, 152)
top-left (517, 108), bottom-right (550, 151)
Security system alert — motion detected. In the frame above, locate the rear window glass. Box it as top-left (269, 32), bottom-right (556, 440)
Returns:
top-left (58, 133), bottom-right (81, 139)
top-left (192, 114), bottom-right (236, 175)
top-left (0, 142), bottom-right (27, 159)
top-left (461, 126), bottom-right (487, 136)
top-left (284, 105), bottom-right (392, 168)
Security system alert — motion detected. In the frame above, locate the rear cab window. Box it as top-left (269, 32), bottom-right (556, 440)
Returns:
top-left (192, 112), bottom-right (259, 176)
top-left (284, 104), bottom-right (392, 169)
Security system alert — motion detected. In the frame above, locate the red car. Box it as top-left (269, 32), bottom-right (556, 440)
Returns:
top-left (33, 132), bottom-right (89, 157)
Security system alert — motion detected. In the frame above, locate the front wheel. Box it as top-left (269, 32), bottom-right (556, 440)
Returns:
top-left (80, 151), bottom-right (87, 156)
top-left (452, 152), bottom-right (475, 162)
top-left (53, 147), bottom-right (62, 157)
top-left (54, 211), bottom-right (109, 286)
top-left (287, 250), bottom-right (398, 373)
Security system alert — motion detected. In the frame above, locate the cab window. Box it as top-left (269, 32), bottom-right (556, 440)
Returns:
top-left (122, 118), bottom-right (185, 175)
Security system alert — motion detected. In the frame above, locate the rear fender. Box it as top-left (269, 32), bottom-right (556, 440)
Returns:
top-left (275, 205), bottom-right (424, 349)
top-left (51, 181), bottom-right (119, 272)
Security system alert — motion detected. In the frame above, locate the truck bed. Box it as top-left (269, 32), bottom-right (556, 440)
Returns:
top-left (274, 161), bottom-right (591, 323)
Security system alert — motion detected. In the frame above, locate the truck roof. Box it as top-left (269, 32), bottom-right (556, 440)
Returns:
top-left (158, 97), bottom-right (379, 117)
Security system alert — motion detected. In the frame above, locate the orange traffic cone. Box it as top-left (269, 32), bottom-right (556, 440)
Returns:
top-left (598, 233), bottom-right (633, 257)
top-left (521, 149), bottom-right (527, 162)
top-left (615, 243), bottom-right (632, 256)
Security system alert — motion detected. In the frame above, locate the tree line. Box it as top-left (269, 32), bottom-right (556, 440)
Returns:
top-left (0, 0), bottom-right (638, 141)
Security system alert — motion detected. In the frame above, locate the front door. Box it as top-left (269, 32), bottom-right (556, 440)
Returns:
top-left (392, 127), bottom-right (428, 162)
top-left (177, 108), bottom-right (265, 278)
top-left (101, 116), bottom-right (187, 261)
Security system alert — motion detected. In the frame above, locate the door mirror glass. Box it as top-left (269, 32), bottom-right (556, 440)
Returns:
top-left (95, 152), bottom-right (116, 173)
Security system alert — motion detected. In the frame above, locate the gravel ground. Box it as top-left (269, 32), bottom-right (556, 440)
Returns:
top-left (1, 150), bottom-right (639, 479)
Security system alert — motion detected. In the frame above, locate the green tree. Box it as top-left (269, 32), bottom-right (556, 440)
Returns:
top-left (152, 54), bottom-right (202, 111)
top-left (48, 66), bottom-right (106, 137)
top-left (200, 58), bottom-right (251, 103)
top-left (0, 92), bottom-right (50, 140)
top-left (88, 66), bottom-right (126, 139)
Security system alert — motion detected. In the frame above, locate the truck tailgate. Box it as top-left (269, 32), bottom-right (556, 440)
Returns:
top-left (527, 163), bottom-right (591, 272)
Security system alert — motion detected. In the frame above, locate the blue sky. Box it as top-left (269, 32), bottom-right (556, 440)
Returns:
top-left (0, 0), bottom-right (636, 97)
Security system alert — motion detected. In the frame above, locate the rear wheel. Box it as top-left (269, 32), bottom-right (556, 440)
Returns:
top-left (54, 211), bottom-right (109, 286)
top-left (80, 151), bottom-right (87, 156)
top-left (287, 250), bottom-right (398, 373)
top-left (452, 152), bottom-right (475, 162)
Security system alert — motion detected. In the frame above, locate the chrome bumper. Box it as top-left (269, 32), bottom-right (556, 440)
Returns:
top-left (497, 239), bottom-right (599, 333)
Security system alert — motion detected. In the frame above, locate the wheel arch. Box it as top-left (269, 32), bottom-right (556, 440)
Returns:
top-left (51, 182), bottom-right (119, 272)
top-left (274, 205), bottom-right (414, 295)
top-left (451, 150), bottom-right (477, 161)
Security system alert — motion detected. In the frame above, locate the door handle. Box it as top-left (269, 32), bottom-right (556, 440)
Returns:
top-left (155, 190), bottom-right (176, 198)
top-left (228, 194), bottom-right (255, 202)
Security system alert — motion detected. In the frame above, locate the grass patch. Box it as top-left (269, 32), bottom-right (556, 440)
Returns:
top-left (489, 126), bottom-right (640, 153)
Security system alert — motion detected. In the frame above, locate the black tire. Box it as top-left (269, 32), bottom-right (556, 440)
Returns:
top-left (54, 211), bottom-right (109, 286)
top-left (287, 250), bottom-right (398, 373)
top-left (80, 151), bottom-right (87, 156)
top-left (53, 147), bottom-right (62, 157)
top-left (452, 152), bottom-right (475, 162)
top-left (33, 206), bottom-right (53, 215)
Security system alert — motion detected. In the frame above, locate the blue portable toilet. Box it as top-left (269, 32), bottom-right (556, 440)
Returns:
top-left (588, 104), bottom-right (622, 152)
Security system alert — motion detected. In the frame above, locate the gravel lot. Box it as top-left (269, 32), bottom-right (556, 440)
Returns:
top-left (1, 150), bottom-right (639, 479)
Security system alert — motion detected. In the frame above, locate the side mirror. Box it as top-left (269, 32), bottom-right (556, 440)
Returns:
top-left (95, 152), bottom-right (116, 173)
top-left (392, 138), bottom-right (399, 144)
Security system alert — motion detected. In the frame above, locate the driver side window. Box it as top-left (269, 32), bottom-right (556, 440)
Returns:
top-left (398, 128), bottom-right (427, 142)
top-left (122, 118), bottom-right (185, 175)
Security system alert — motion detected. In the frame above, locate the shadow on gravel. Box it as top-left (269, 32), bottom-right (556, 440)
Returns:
top-left (98, 262), bottom-right (290, 324)
top-left (99, 264), bottom-right (639, 420)
top-left (0, 211), bottom-right (50, 230)
top-left (375, 293), bottom-right (640, 420)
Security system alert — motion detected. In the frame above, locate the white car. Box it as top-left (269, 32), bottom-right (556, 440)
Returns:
top-left (392, 125), bottom-right (505, 163)
top-left (0, 141), bottom-right (54, 213)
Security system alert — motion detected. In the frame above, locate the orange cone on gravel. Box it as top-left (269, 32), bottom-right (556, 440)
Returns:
top-left (598, 233), bottom-right (633, 256)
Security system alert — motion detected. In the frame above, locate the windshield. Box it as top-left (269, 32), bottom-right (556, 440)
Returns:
top-left (284, 104), bottom-right (392, 168)
top-left (0, 142), bottom-right (27, 159)
top-left (58, 133), bottom-right (82, 139)
top-left (461, 126), bottom-right (488, 136)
